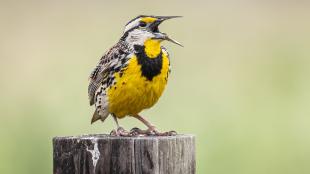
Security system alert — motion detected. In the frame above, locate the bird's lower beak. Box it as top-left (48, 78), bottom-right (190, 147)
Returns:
top-left (154, 33), bottom-right (183, 47)
top-left (151, 16), bottom-right (183, 47)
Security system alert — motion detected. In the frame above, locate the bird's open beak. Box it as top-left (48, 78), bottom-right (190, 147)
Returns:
top-left (151, 16), bottom-right (183, 47)
top-left (153, 32), bottom-right (183, 47)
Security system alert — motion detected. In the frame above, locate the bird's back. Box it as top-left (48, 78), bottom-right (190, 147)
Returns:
top-left (88, 41), bottom-right (132, 105)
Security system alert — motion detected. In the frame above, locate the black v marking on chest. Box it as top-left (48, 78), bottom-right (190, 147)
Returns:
top-left (134, 45), bottom-right (163, 81)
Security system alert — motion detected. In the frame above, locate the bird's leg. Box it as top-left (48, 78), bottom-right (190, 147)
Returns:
top-left (130, 114), bottom-right (177, 136)
top-left (110, 115), bottom-right (130, 136)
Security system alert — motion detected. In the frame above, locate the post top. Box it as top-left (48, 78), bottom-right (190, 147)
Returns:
top-left (53, 133), bottom-right (195, 141)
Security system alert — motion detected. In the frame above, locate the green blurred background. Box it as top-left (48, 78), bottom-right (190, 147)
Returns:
top-left (1, 1), bottom-right (310, 173)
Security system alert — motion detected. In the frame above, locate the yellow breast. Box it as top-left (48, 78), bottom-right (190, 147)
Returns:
top-left (107, 52), bottom-right (170, 118)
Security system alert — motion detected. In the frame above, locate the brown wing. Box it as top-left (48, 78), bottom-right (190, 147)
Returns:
top-left (88, 41), bottom-right (131, 105)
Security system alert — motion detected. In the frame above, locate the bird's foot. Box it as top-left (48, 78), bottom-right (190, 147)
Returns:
top-left (130, 127), bottom-right (177, 136)
top-left (110, 127), bottom-right (130, 136)
top-left (153, 130), bottom-right (177, 136)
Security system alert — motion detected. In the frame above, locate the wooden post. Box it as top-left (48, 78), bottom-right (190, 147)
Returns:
top-left (53, 134), bottom-right (195, 174)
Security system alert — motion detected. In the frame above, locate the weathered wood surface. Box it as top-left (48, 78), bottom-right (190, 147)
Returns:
top-left (53, 134), bottom-right (195, 174)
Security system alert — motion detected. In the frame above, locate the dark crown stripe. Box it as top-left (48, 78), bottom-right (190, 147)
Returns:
top-left (125, 15), bottom-right (145, 26)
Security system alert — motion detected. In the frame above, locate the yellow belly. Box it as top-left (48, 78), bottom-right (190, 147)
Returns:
top-left (107, 53), bottom-right (169, 118)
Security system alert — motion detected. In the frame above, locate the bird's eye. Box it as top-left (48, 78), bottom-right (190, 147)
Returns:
top-left (139, 22), bottom-right (147, 27)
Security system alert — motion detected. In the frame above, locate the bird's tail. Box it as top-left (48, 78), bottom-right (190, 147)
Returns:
top-left (91, 109), bottom-right (109, 124)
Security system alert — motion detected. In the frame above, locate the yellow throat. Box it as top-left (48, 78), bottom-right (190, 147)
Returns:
top-left (144, 39), bottom-right (162, 58)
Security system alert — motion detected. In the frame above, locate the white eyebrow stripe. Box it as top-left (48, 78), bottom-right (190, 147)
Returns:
top-left (124, 18), bottom-right (140, 33)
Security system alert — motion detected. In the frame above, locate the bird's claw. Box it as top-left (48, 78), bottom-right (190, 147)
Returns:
top-left (156, 130), bottom-right (177, 136)
top-left (110, 127), bottom-right (130, 136)
top-left (129, 127), bottom-right (144, 136)
top-left (129, 127), bottom-right (177, 136)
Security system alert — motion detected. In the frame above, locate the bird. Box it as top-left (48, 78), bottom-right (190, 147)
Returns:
top-left (88, 15), bottom-right (182, 136)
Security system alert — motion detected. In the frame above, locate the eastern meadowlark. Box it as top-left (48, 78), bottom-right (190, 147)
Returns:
top-left (88, 15), bottom-right (182, 136)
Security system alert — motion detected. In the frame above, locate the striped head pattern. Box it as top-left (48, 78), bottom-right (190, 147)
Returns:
top-left (121, 15), bottom-right (183, 47)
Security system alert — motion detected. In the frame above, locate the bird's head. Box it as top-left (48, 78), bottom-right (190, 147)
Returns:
top-left (121, 15), bottom-right (183, 47)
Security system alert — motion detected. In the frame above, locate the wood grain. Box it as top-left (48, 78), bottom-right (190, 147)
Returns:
top-left (53, 134), bottom-right (195, 174)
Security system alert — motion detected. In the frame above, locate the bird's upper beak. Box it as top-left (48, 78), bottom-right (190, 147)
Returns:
top-left (150, 16), bottom-right (183, 47)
